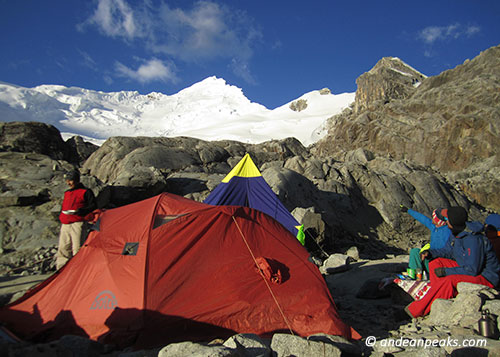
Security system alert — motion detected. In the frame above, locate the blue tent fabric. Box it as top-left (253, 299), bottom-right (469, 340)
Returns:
top-left (204, 154), bottom-right (301, 238)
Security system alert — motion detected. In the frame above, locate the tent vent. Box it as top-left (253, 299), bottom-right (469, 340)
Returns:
top-left (122, 242), bottom-right (139, 256)
top-left (90, 218), bottom-right (101, 232)
top-left (153, 214), bottom-right (186, 229)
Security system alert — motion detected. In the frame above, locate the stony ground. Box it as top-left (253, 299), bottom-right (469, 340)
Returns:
top-left (2, 253), bottom-right (500, 356)
top-left (325, 255), bottom-right (412, 338)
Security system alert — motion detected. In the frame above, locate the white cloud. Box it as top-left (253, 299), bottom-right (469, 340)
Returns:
top-left (418, 23), bottom-right (481, 44)
top-left (229, 58), bottom-right (256, 85)
top-left (103, 75), bottom-right (114, 85)
top-left (115, 58), bottom-right (178, 84)
top-left (424, 49), bottom-right (433, 58)
top-left (466, 25), bottom-right (480, 36)
top-left (152, 1), bottom-right (262, 80)
top-left (152, 2), bottom-right (247, 59)
top-left (81, 0), bottom-right (261, 82)
top-left (78, 49), bottom-right (97, 70)
top-left (81, 0), bottom-right (138, 39)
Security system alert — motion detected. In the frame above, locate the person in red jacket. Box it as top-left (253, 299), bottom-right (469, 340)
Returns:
top-left (55, 170), bottom-right (96, 270)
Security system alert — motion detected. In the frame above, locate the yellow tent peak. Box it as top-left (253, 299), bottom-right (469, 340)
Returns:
top-left (222, 153), bottom-right (262, 183)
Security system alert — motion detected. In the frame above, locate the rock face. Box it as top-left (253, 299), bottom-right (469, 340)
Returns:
top-left (0, 122), bottom-right (72, 161)
top-left (314, 44), bottom-right (500, 212)
top-left (0, 121), bottom-right (98, 164)
top-left (65, 135), bottom-right (99, 163)
top-left (83, 135), bottom-right (486, 256)
top-left (353, 57), bottom-right (426, 114)
top-left (0, 122), bottom-right (487, 270)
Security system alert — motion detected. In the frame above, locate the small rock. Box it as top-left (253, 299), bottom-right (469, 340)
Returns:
top-left (270, 334), bottom-right (342, 357)
top-left (480, 290), bottom-right (498, 300)
top-left (320, 254), bottom-right (352, 274)
top-left (457, 282), bottom-right (493, 295)
top-left (307, 334), bottom-right (361, 355)
top-left (346, 246), bottom-right (360, 261)
top-left (223, 334), bottom-right (271, 357)
top-left (426, 299), bottom-right (454, 326)
top-left (158, 341), bottom-right (237, 357)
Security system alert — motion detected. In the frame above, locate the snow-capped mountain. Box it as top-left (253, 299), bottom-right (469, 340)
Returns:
top-left (0, 77), bottom-right (354, 146)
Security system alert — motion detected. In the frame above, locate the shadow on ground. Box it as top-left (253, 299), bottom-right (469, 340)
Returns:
top-left (324, 257), bottom-right (413, 338)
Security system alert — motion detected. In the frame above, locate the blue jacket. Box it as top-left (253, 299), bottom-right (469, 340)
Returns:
top-left (429, 231), bottom-right (500, 287)
top-left (486, 214), bottom-right (500, 230)
top-left (408, 209), bottom-right (452, 249)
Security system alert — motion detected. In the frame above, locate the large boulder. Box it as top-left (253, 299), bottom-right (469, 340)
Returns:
top-left (270, 334), bottom-right (342, 357)
top-left (0, 121), bottom-right (75, 162)
top-left (270, 151), bottom-right (482, 256)
top-left (82, 136), bottom-right (201, 183)
top-left (64, 135), bottom-right (98, 163)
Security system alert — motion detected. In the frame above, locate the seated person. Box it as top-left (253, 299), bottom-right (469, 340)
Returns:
top-left (485, 214), bottom-right (500, 261)
top-left (405, 207), bottom-right (500, 318)
top-left (401, 206), bottom-right (451, 276)
top-left (467, 213), bottom-right (500, 261)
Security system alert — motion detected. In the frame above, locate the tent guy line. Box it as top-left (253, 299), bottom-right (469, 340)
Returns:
top-left (232, 214), bottom-right (294, 336)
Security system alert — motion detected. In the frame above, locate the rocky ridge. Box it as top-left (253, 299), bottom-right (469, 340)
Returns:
top-left (314, 44), bottom-right (500, 212)
top-left (0, 123), bottom-right (486, 261)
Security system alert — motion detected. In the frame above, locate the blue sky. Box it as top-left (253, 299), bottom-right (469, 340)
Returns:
top-left (0, 1), bottom-right (499, 109)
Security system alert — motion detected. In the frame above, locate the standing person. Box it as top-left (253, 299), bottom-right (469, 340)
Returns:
top-left (55, 170), bottom-right (96, 270)
top-left (401, 206), bottom-right (452, 275)
top-left (406, 206), bottom-right (500, 318)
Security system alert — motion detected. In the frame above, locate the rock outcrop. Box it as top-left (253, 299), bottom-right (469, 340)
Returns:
top-left (289, 98), bottom-right (308, 112)
top-left (65, 135), bottom-right (99, 163)
top-left (0, 150), bottom-right (99, 255)
top-left (353, 57), bottom-right (426, 114)
top-left (0, 121), bottom-right (98, 165)
top-left (314, 44), bottom-right (500, 212)
top-left (0, 122), bottom-right (73, 161)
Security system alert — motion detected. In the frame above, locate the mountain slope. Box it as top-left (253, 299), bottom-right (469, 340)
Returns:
top-left (314, 44), bottom-right (500, 211)
top-left (0, 77), bottom-right (354, 146)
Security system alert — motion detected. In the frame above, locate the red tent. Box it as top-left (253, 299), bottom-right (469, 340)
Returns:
top-left (0, 193), bottom-right (359, 348)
